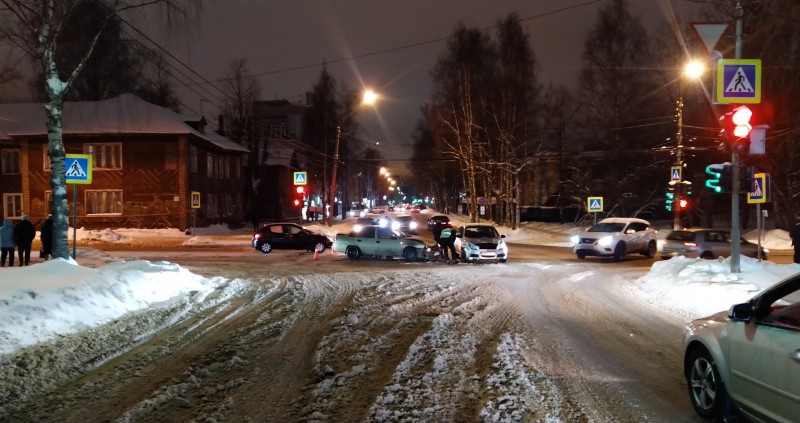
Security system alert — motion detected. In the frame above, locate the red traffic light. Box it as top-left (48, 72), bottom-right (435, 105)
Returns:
top-left (678, 199), bottom-right (689, 210)
top-left (731, 106), bottom-right (752, 138)
top-left (296, 186), bottom-right (305, 194)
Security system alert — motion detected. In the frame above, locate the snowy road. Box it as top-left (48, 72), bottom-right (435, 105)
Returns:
top-left (4, 256), bottom-right (703, 422)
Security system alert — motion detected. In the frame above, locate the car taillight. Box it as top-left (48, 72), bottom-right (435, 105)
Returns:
top-left (254, 233), bottom-right (261, 239)
top-left (682, 242), bottom-right (696, 247)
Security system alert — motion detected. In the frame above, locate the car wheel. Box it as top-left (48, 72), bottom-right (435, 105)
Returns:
top-left (613, 242), bottom-right (626, 261)
top-left (701, 252), bottom-right (714, 260)
top-left (644, 241), bottom-right (657, 258)
top-left (346, 246), bottom-right (361, 260)
top-left (460, 248), bottom-right (468, 263)
top-left (403, 247), bottom-right (418, 262)
top-left (259, 241), bottom-right (272, 254)
top-left (314, 242), bottom-right (326, 253)
top-left (576, 251), bottom-right (586, 259)
top-left (686, 347), bottom-right (729, 420)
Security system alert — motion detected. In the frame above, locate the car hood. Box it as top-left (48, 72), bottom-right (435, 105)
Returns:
top-left (692, 310), bottom-right (730, 325)
top-left (464, 236), bottom-right (501, 243)
top-left (578, 232), bottom-right (621, 239)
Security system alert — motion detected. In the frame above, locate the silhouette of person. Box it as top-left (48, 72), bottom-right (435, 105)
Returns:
top-left (734, 71), bottom-right (746, 91)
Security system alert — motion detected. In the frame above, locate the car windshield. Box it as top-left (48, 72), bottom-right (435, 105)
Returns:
top-left (465, 226), bottom-right (499, 238)
top-left (666, 231), bottom-right (695, 241)
top-left (588, 223), bottom-right (625, 233)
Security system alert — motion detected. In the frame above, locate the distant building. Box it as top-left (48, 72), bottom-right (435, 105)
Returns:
top-left (0, 94), bottom-right (247, 229)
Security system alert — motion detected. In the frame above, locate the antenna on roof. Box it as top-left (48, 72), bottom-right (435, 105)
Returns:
top-left (199, 98), bottom-right (208, 116)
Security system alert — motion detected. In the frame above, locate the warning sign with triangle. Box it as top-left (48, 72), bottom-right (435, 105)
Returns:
top-left (587, 196), bottom-right (603, 212)
top-left (717, 59), bottom-right (761, 104)
top-left (65, 154), bottom-right (93, 184)
top-left (747, 172), bottom-right (768, 204)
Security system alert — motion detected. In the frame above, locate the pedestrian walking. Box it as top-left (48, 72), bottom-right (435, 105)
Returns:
top-left (40, 215), bottom-right (53, 261)
top-left (1, 219), bottom-right (16, 267)
top-left (791, 216), bottom-right (800, 264)
top-left (14, 215), bottom-right (36, 266)
top-left (439, 226), bottom-right (458, 264)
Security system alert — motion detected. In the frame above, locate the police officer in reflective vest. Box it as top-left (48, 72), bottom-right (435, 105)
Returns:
top-left (439, 226), bottom-right (457, 264)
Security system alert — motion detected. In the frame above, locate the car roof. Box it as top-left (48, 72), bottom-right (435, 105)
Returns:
top-left (461, 223), bottom-right (496, 228)
top-left (598, 217), bottom-right (651, 225)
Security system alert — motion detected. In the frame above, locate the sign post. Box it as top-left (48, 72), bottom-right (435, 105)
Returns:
top-left (747, 172), bottom-right (768, 262)
top-left (191, 191), bottom-right (201, 236)
top-left (65, 153), bottom-right (93, 258)
top-left (586, 196), bottom-right (603, 225)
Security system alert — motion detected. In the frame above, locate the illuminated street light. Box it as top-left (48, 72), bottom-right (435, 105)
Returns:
top-left (673, 60), bottom-right (705, 230)
top-left (684, 60), bottom-right (704, 79)
top-left (363, 89), bottom-right (378, 106)
top-left (379, 167), bottom-right (387, 175)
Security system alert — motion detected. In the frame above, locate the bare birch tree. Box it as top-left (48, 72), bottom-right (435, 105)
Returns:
top-left (0, 0), bottom-right (194, 259)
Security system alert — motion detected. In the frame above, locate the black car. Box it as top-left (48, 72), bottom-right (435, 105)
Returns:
top-left (391, 215), bottom-right (418, 235)
top-left (252, 223), bottom-right (332, 254)
top-left (427, 215), bottom-right (452, 232)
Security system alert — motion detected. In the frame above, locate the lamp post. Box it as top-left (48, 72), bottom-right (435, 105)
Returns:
top-left (673, 60), bottom-right (704, 230)
top-left (328, 90), bottom-right (378, 226)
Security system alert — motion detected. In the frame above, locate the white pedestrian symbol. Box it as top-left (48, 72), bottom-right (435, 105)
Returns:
top-left (590, 199), bottom-right (600, 210)
top-left (295, 173), bottom-right (306, 183)
top-left (725, 67), bottom-right (754, 93)
top-left (672, 169), bottom-right (680, 180)
top-left (752, 180), bottom-right (762, 196)
top-left (66, 160), bottom-right (86, 177)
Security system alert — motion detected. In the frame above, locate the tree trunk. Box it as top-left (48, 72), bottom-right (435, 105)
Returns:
top-left (44, 100), bottom-right (69, 260)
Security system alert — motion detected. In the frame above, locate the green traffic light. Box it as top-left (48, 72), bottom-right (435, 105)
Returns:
top-left (705, 164), bottom-right (723, 193)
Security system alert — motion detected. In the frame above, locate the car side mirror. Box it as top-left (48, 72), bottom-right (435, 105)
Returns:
top-left (500, 234), bottom-right (506, 238)
top-left (729, 302), bottom-right (755, 321)
top-left (626, 229), bottom-right (635, 234)
top-left (456, 233), bottom-right (462, 238)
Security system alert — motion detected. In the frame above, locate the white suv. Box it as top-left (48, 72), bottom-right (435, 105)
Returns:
top-left (571, 217), bottom-right (657, 261)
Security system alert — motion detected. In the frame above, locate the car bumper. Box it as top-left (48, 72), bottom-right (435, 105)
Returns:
top-left (574, 244), bottom-right (614, 256)
top-left (462, 248), bottom-right (507, 262)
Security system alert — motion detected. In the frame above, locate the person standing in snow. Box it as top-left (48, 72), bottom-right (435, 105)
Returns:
top-left (791, 216), bottom-right (800, 264)
top-left (40, 215), bottom-right (53, 261)
top-left (0, 219), bottom-right (16, 267)
top-left (14, 215), bottom-right (36, 266)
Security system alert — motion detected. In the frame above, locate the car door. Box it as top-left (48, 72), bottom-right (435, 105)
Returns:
top-left (284, 224), bottom-right (305, 249)
top-left (377, 227), bottom-right (399, 255)
top-left (625, 222), bottom-right (644, 251)
top-left (706, 231), bottom-right (729, 258)
top-left (268, 225), bottom-right (288, 248)
top-left (728, 298), bottom-right (800, 421)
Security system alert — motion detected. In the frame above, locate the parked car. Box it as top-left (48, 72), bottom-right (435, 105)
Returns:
top-left (570, 217), bottom-right (657, 261)
top-left (332, 225), bottom-right (426, 261)
top-left (427, 215), bottom-right (452, 232)
top-left (252, 223), bottom-right (332, 254)
top-left (391, 215), bottom-right (418, 235)
top-left (661, 228), bottom-right (769, 260)
top-left (454, 223), bottom-right (508, 263)
top-left (683, 271), bottom-right (800, 422)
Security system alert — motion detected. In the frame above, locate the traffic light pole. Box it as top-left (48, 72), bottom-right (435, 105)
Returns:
top-left (674, 81), bottom-right (684, 230)
top-left (730, 1), bottom-right (744, 273)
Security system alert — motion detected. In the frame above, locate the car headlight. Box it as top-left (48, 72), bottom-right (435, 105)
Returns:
top-left (379, 218), bottom-right (388, 227)
top-left (598, 236), bottom-right (613, 247)
top-left (353, 224), bottom-right (363, 232)
top-left (464, 241), bottom-right (477, 249)
top-left (409, 221), bottom-right (418, 229)
top-left (570, 235), bottom-right (579, 245)
top-left (391, 221), bottom-right (400, 230)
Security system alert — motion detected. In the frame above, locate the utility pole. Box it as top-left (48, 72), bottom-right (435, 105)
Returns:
top-left (674, 82), bottom-right (684, 230)
top-left (730, 1), bottom-right (743, 273)
top-left (328, 125), bottom-right (341, 226)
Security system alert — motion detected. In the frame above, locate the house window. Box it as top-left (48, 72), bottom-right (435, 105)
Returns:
top-left (85, 143), bottom-right (122, 169)
top-left (43, 145), bottom-right (51, 170)
top-left (207, 153), bottom-right (214, 178)
top-left (189, 145), bottom-right (198, 173)
top-left (216, 156), bottom-right (224, 179)
top-left (231, 156), bottom-right (241, 179)
top-left (86, 190), bottom-right (123, 215)
top-left (207, 194), bottom-right (216, 217)
top-left (1, 149), bottom-right (20, 174)
top-left (3, 193), bottom-right (22, 218)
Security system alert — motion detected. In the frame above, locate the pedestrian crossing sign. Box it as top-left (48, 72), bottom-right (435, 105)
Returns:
top-left (293, 171), bottom-right (307, 185)
top-left (747, 172), bottom-right (768, 204)
top-left (717, 59), bottom-right (761, 104)
top-left (587, 196), bottom-right (603, 213)
top-left (65, 154), bottom-right (92, 184)
top-left (671, 166), bottom-right (682, 182)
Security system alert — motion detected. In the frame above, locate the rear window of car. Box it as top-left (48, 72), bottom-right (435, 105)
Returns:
top-left (465, 226), bottom-right (499, 238)
top-left (666, 231), bottom-right (695, 241)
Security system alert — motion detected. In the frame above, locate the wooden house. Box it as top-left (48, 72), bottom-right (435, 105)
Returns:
top-left (0, 94), bottom-right (248, 229)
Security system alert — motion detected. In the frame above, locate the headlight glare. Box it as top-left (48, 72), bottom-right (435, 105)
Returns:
top-left (570, 235), bottom-right (579, 245)
top-left (598, 236), bottom-right (613, 246)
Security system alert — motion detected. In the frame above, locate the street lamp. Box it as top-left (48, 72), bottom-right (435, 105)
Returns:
top-left (329, 89), bottom-right (379, 226)
top-left (673, 60), bottom-right (705, 230)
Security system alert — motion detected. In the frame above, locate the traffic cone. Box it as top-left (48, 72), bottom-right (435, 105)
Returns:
top-left (314, 248), bottom-right (319, 261)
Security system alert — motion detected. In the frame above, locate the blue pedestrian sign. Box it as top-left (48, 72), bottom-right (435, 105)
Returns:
top-left (716, 59), bottom-right (761, 104)
top-left (747, 172), bottom-right (768, 204)
top-left (670, 166), bottom-right (682, 182)
top-left (65, 154), bottom-right (92, 184)
top-left (587, 196), bottom-right (603, 213)
top-left (293, 171), bottom-right (307, 185)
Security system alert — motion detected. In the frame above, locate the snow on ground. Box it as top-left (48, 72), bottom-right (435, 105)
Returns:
top-left (1, 214), bottom-right (798, 419)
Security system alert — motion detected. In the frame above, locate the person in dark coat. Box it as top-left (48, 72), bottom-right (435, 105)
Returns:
top-left (791, 217), bottom-right (800, 264)
top-left (0, 219), bottom-right (15, 267)
top-left (40, 215), bottom-right (53, 261)
top-left (14, 215), bottom-right (36, 266)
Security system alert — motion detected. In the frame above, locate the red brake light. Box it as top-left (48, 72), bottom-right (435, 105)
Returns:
top-left (682, 242), bottom-right (696, 247)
